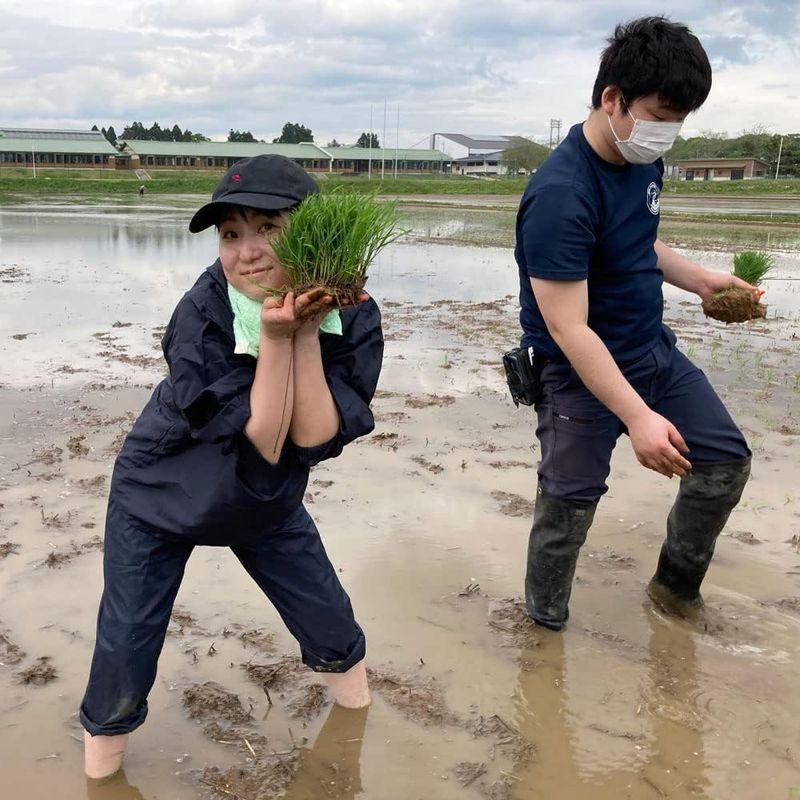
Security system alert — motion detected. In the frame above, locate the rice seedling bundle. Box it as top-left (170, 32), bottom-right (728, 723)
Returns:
top-left (702, 250), bottom-right (772, 324)
top-left (271, 190), bottom-right (405, 305)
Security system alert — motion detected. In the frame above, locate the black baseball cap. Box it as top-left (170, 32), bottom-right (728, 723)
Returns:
top-left (189, 154), bottom-right (319, 233)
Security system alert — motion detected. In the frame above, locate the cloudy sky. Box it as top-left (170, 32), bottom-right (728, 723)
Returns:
top-left (1, 1), bottom-right (797, 146)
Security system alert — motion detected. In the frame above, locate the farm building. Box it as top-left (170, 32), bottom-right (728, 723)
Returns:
top-left (119, 140), bottom-right (450, 174)
top-left (430, 133), bottom-right (533, 161)
top-left (0, 127), bottom-right (123, 169)
top-left (326, 146), bottom-right (450, 174)
top-left (675, 158), bottom-right (771, 181)
top-left (118, 141), bottom-right (331, 172)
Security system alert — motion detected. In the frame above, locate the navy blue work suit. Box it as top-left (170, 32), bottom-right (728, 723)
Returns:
top-left (516, 124), bottom-right (749, 503)
top-left (80, 260), bottom-right (383, 736)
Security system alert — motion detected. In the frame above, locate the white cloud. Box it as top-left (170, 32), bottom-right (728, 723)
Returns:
top-left (0, 1), bottom-right (798, 145)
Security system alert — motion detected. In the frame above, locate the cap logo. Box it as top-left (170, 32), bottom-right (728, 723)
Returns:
top-left (231, 173), bottom-right (242, 183)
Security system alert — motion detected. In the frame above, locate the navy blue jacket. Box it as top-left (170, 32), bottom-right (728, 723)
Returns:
top-left (110, 260), bottom-right (383, 543)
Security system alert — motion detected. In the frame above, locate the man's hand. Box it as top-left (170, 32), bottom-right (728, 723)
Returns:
top-left (627, 408), bottom-right (692, 478)
top-left (698, 269), bottom-right (764, 304)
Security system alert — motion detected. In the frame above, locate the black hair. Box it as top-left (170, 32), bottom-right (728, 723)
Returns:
top-left (591, 16), bottom-right (712, 113)
top-left (214, 204), bottom-right (290, 231)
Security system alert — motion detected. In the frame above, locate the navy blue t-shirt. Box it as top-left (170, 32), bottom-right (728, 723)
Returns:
top-left (515, 123), bottom-right (664, 364)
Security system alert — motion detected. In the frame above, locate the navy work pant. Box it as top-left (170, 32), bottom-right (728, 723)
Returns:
top-left (535, 327), bottom-right (750, 502)
top-left (80, 501), bottom-right (365, 736)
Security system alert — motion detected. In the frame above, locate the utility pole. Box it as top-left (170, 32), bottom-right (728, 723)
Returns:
top-left (394, 105), bottom-right (399, 180)
top-left (368, 105), bottom-right (373, 181)
top-left (381, 98), bottom-right (387, 180)
top-left (549, 119), bottom-right (562, 150)
top-left (775, 136), bottom-right (784, 179)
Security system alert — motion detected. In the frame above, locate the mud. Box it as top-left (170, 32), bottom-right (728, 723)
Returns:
top-left (366, 665), bottom-right (462, 727)
top-left (0, 200), bottom-right (799, 799)
top-left (184, 682), bottom-right (253, 724)
top-left (17, 656), bottom-right (58, 685)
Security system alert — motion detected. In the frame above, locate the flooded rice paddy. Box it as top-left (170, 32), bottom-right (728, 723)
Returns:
top-left (0, 197), bottom-right (799, 800)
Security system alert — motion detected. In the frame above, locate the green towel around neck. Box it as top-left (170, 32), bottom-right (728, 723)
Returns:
top-left (227, 284), bottom-right (342, 358)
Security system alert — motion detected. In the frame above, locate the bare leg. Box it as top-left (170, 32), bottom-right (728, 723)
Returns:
top-left (321, 659), bottom-right (370, 708)
top-left (84, 731), bottom-right (129, 780)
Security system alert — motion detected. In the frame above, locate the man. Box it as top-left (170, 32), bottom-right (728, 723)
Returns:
top-left (516, 16), bottom-right (756, 630)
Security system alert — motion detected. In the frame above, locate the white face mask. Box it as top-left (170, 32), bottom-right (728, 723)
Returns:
top-left (608, 108), bottom-right (683, 164)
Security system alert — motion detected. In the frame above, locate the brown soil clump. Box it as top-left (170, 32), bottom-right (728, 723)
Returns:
top-left (412, 455), bottom-right (444, 474)
top-left (243, 655), bottom-right (305, 690)
top-left (184, 681), bottom-right (252, 724)
top-left (18, 656), bottom-right (57, 685)
top-left (239, 628), bottom-right (277, 653)
top-left (491, 491), bottom-right (532, 518)
top-left (202, 721), bottom-right (268, 756)
top-left (67, 435), bottom-right (90, 457)
top-left (765, 597), bottom-right (800, 617)
top-left (29, 445), bottom-right (63, 466)
top-left (76, 475), bottom-right (107, 495)
top-left (489, 460), bottom-right (533, 470)
top-left (405, 393), bottom-right (456, 409)
top-left (452, 760), bottom-right (487, 786)
top-left (367, 665), bottom-right (461, 727)
top-left (470, 713), bottom-right (535, 764)
top-left (202, 750), bottom-right (302, 800)
top-left (702, 287), bottom-right (767, 323)
top-left (0, 630), bottom-right (26, 665)
top-left (0, 541), bottom-right (21, 559)
top-left (487, 599), bottom-right (542, 648)
top-left (286, 683), bottom-right (329, 720)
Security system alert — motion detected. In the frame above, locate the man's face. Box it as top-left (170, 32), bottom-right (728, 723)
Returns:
top-left (218, 207), bottom-right (288, 300)
top-left (606, 89), bottom-right (687, 142)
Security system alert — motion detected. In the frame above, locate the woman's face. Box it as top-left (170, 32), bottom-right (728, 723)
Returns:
top-left (218, 207), bottom-right (289, 301)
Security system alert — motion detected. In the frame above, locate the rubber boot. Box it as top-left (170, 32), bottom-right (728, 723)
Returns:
top-left (84, 731), bottom-right (129, 780)
top-left (525, 485), bottom-right (599, 631)
top-left (648, 456), bottom-right (751, 618)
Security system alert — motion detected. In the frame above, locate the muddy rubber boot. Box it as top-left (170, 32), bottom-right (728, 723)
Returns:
top-left (648, 457), bottom-right (751, 618)
top-left (525, 485), bottom-right (599, 631)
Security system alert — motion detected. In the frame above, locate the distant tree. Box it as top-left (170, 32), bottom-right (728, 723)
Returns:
top-left (91, 124), bottom-right (99, 132)
top-left (356, 132), bottom-right (379, 148)
top-left (326, 139), bottom-right (341, 148)
top-left (501, 139), bottom-right (550, 175)
top-left (105, 125), bottom-right (117, 145)
top-left (228, 129), bottom-right (257, 142)
top-left (273, 122), bottom-right (314, 144)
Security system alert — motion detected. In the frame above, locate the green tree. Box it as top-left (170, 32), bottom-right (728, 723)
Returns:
top-left (356, 132), bottom-right (379, 148)
top-left (105, 125), bottom-right (117, 145)
top-left (501, 139), bottom-right (550, 175)
top-left (273, 122), bottom-right (313, 144)
top-left (228, 129), bottom-right (257, 142)
top-left (326, 139), bottom-right (341, 148)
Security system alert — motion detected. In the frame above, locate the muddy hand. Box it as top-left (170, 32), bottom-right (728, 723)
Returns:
top-left (260, 291), bottom-right (303, 340)
top-left (294, 288), bottom-right (334, 322)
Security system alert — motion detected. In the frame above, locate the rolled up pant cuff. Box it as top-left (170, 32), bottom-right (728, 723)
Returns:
top-left (304, 628), bottom-right (366, 674)
top-left (79, 702), bottom-right (148, 737)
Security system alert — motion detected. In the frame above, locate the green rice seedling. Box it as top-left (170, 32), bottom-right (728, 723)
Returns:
top-left (702, 249), bottom-right (773, 324)
top-left (270, 189), bottom-right (406, 305)
top-left (733, 250), bottom-right (774, 286)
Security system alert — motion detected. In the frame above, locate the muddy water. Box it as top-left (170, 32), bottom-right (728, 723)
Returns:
top-left (1, 200), bottom-right (799, 800)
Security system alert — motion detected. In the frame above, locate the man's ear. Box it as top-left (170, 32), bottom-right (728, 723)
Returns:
top-left (601, 85), bottom-right (622, 117)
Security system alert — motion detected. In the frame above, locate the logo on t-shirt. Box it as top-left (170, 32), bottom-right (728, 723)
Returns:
top-left (646, 182), bottom-right (660, 215)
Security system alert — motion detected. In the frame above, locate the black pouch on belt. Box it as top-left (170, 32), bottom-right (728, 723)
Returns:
top-left (502, 346), bottom-right (542, 407)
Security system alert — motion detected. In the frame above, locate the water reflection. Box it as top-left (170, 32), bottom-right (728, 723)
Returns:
top-left (510, 609), bottom-right (708, 798)
top-left (84, 770), bottom-right (145, 800)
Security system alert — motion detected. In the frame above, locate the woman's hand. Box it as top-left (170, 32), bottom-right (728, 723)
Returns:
top-left (698, 270), bottom-right (765, 303)
top-left (261, 289), bottom-right (333, 340)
